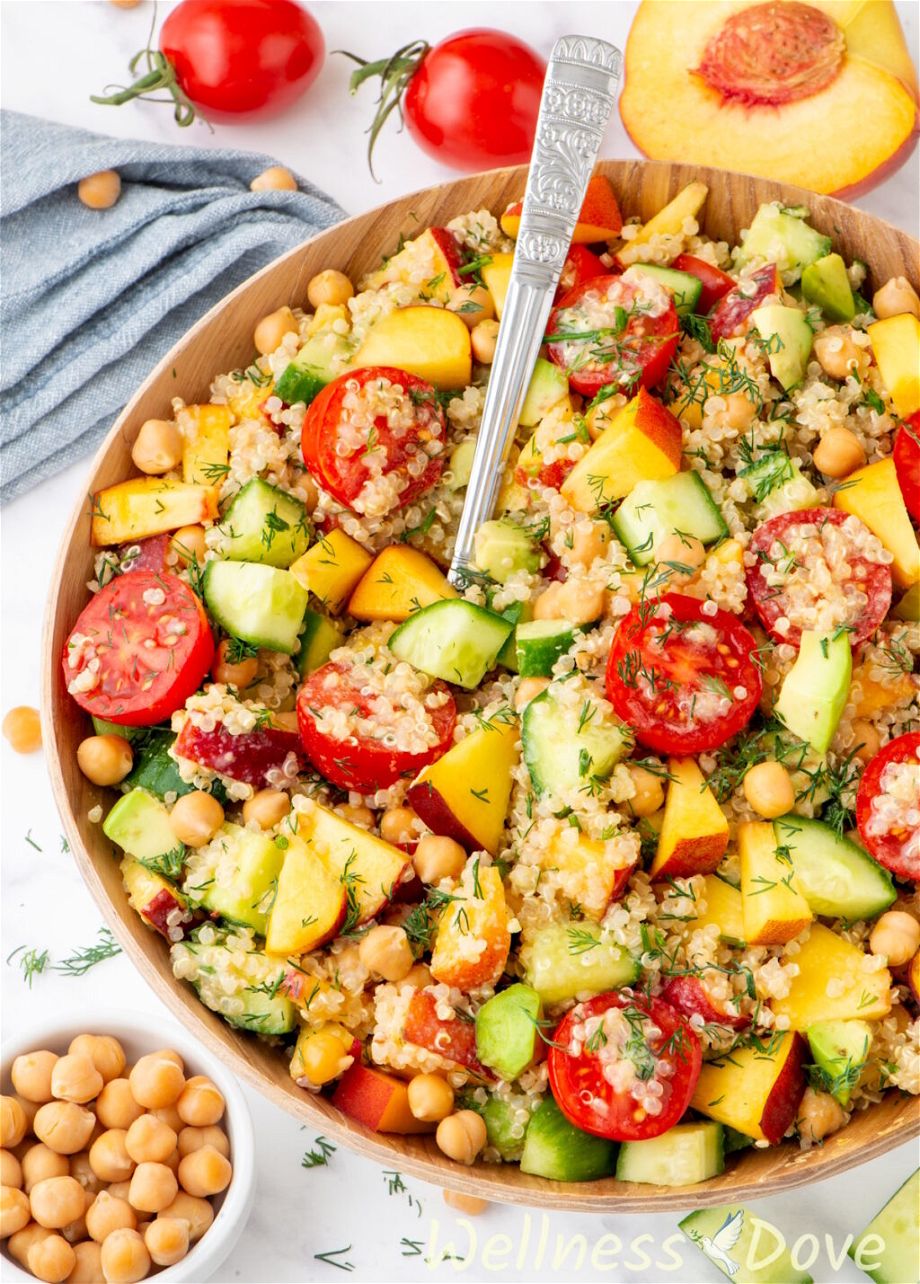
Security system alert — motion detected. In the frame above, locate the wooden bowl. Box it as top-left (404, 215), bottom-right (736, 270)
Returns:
top-left (43, 160), bottom-right (920, 1212)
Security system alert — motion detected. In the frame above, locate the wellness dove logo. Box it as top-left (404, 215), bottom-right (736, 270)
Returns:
top-left (685, 1208), bottom-right (745, 1277)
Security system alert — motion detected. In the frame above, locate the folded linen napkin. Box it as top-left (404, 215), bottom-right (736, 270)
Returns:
top-left (0, 110), bottom-right (345, 501)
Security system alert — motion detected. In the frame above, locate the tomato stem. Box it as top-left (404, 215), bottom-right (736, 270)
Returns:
top-left (337, 40), bottom-right (430, 181)
top-left (91, 7), bottom-right (200, 131)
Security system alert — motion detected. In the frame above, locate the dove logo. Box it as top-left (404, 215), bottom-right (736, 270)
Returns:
top-left (686, 1209), bottom-right (745, 1277)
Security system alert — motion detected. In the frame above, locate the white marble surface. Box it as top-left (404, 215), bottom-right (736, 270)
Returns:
top-left (2, 3), bottom-right (918, 1280)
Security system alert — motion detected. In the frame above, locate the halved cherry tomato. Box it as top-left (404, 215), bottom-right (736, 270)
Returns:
top-left (746, 508), bottom-right (892, 648)
top-left (548, 992), bottom-right (702, 1142)
top-left (709, 263), bottom-right (781, 341)
top-left (605, 593), bottom-right (762, 755)
top-left (546, 275), bottom-right (679, 397)
top-left (301, 366), bottom-right (446, 515)
top-left (893, 415), bottom-right (920, 523)
top-left (296, 659), bottom-right (456, 792)
top-left (671, 254), bottom-right (736, 314)
top-left (856, 731), bottom-right (920, 883)
top-left (62, 571), bottom-right (214, 726)
top-left (662, 975), bottom-right (750, 1032)
top-left (174, 713), bottom-right (306, 788)
top-left (555, 245), bottom-right (608, 302)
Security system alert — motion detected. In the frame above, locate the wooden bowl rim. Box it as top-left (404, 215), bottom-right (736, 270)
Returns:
top-left (41, 158), bottom-right (920, 1213)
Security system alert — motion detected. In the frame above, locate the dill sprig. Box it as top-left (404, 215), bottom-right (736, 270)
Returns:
top-left (54, 928), bottom-right (122, 977)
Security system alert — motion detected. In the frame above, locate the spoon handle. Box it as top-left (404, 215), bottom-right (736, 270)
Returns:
top-left (448, 35), bottom-right (622, 587)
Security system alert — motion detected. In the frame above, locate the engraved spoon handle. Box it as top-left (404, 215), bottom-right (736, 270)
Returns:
top-left (448, 35), bottom-right (622, 587)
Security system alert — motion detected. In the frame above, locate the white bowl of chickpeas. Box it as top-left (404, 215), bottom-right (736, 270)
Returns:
top-left (1, 1014), bottom-right (254, 1284)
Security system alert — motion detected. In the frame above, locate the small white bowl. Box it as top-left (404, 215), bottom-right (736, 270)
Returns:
top-left (1, 1009), bottom-right (255, 1283)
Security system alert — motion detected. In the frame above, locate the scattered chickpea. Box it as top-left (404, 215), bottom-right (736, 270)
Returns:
top-left (254, 306), bottom-right (299, 356)
top-left (743, 760), bottom-right (795, 819)
top-left (307, 269), bottom-right (355, 309)
top-left (850, 719), bottom-right (881, 764)
top-left (33, 1102), bottom-right (95, 1156)
top-left (654, 532), bottom-right (706, 576)
top-left (1, 1184), bottom-right (31, 1237)
top-left (796, 1087), bottom-right (847, 1144)
top-left (170, 525), bottom-right (207, 567)
top-left (168, 791), bottom-right (224, 848)
top-left (177, 1145), bottom-right (232, 1198)
top-left (533, 578), bottom-right (605, 626)
top-left (443, 1189), bottom-right (490, 1215)
top-left (565, 522), bottom-right (609, 569)
top-left (66, 1239), bottom-right (104, 1284)
top-left (176, 1077), bottom-right (224, 1128)
top-left (78, 170), bottom-right (121, 210)
top-left (242, 788), bottom-right (290, 830)
top-left (29, 1175), bottom-right (86, 1229)
top-left (412, 834), bottom-right (467, 884)
top-left (358, 925), bottom-right (413, 981)
top-left (130, 418), bottom-right (183, 475)
top-left (8, 1223), bottom-right (54, 1267)
top-left (21, 1145), bottom-right (69, 1193)
top-left (250, 165), bottom-right (297, 192)
top-left (211, 638), bottom-right (259, 690)
top-left (96, 1081), bottom-right (144, 1132)
top-left (447, 284), bottom-right (494, 329)
top-left (1, 1150), bottom-right (22, 1189)
top-left (129, 1054), bottom-right (185, 1112)
top-left (338, 803), bottom-right (374, 828)
top-left (50, 1055), bottom-right (103, 1107)
top-left (869, 911), bottom-right (920, 967)
top-left (407, 1075), bottom-right (454, 1123)
top-left (435, 1111), bottom-right (487, 1166)
top-left (627, 765), bottom-right (665, 818)
top-left (27, 1232), bottom-right (75, 1283)
top-left (470, 319), bottom-right (500, 364)
top-left (12, 1052), bottom-right (58, 1105)
top-left (813, 427), bottom-right (866, 479)
top-left (129, 1161), bottom-right (178, 1213)
top-left (86, 1190), bottom-right (137, 1242)
top-left (176, 1125), bottom-right (229, 1159)
top-left (813, 326), bottom-right (864, 381)
top-left (2, 706), bottom-right (42, 753)
top-left (872, 275), bottom-right (920, 319)
top-left (145, 1215), bottom-right (190, 1266)
top-left (99, 1227), bottom-right (151, 1284)
top-left (513, 676), bottom-right (550, 711)
top-left (380, 806), bottom-right (417, 846)
top-left (2, 1097), bottom-right (28, 1149)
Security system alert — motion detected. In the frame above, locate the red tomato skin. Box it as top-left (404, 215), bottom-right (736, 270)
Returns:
top-left (556, 245), bottom-right (608, 302)
top-left (605, 593), bottom-right (763, 755)
top-left (548, 992), bottom-right (702, 1143)
top-left (893, 416), bottom-right (920, 523)
top-left (746, 508), bottom-right (892, 648)
top-left (671, 254), bottom-right (736, 314)
top-left (404, 30), bottom-right (545, 171)
top-left (547, 276), bottom-right (679, 397)
top-left (661, 976), bottom-right (750, 1031)
top-left (173, 719), bottom-right (306, 788)
top-left (301, 366), bottom-right (445, 514)
top-left (62, 571), bottom-right (214, 726)
top-left (856, 731), bottom-right (920, 883)
top-left (160, 0), bottom-right (324, 120)
top-left (296, 661), bottom-right (457, 793)
top-left (709, 263), bottom-right (781, 341)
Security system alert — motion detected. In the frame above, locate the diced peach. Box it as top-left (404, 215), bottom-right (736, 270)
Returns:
top-left (851, 654), bottom-right (915, 717)
top-left (404, 990), bottom-right (491, 1077)
top-left (293, 797), bottom-right (409, 925)
top-left (533, 826), bottom-right (636, 921)
top-left (834, 456), bottom-right (920, 588)
top-left (120, 856), bottom-right (188, 940)
top-left (91, 477), bottom-right (219, 546)
top-left (688, 874), bottom-right (746, 945)
top-left (363, 227), bottom-right (462, 303)
top-left (430, 863), bottom-right (510, 991)
top-left (614, 181), bottom-right (708, 268)
top-left (331, 1061), bottom-right (434, 1134)
top-left (408, 719), bottom-right (518, 855)
top-left (179, 404), bottom-right (232, 486)
top-left (868, 313), bottom-right (920, 418)
top-left (771, 924), bottom-right (892, 1029)
top-left (740, 820), bottom-right (812, 947)
top-left (501, 175), bottom-right (623, 243)
top-left (481, 253), bottom-right (513, 319)
top-left (348, 545), bottom-right (457, 622)
top-left (290, 529), bottom-right (374, 612)
top-left (662, 975), bottom-right (749, 1031)
top-left (908, 951), bottom-right (920, 1004)
top-left (651, 757), bottom-right (729, 879)
top-left (265, 835), bottom-right (347, 957)
top-left (561, 388), bottom-right (682, 511)
top-left (351, 306), bottom-right (472, 390)
top-left (691, 1032), bottom-right (807, 1144)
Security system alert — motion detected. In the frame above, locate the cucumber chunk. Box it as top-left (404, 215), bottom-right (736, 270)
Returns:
top-left (296, 608), bottom-right (343, 677)
top-left (220, 479), bottom-right (311, 568)
top-left (773, 815), bottom-right (895, 920)
top-left (520, 1096), bottom-right (616, 1182)
top-left (203, 560), bottom-right (308, 654)
top-left (515, 619), bottom-right (577, 678)
top-left (523, 921), bottom-right (639, 1005)
top-left (388, 599), bottom-right (513, 688)
top-left (801, 252), bottom-right (856, 323)
top-left (736, 202), bottom-right (831, 280)
top-left (92, 717), bottom-right (143, 742)
top-left (611, 471), bottom-right (728, 566)
top-left (473, 519), bottom-right (541, 583)
top-left (520, 357), bottom-right (570, 427)
top-left (849, 1169), bottom-right (920, 1284)
top-left (104, 788), bottom-right (185, 872)
top-left (628, 263), bottom-right (703, 315)
top-left (446, 437), bottom-right (477, 490)
top-left (274, 330), bottom-right (351, 407)
top-left (480, 1096), bottom-right (529, 1161)
top-left (738, 449), bottom-right (819, 520)
top-left (681, 1203), bottom-right (815, 1282)
top-left (170, 925), bottom-right (296, 1036)
top-left (182, 822), bottom-right (285, 935)
top-left (807, 1019), bottom-right (872, 1105)
top-left (521, 684), bottom-right (632, 797)
top-left (616, 1121), bottom-right (724, 1186)
top-left (495, 600), bottom-right (531, 672)
top-left (123, 729), bottom-right (195, 800)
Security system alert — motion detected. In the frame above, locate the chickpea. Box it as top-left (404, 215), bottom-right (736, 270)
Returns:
top-left (110, 0), bottom-right (142, 7)
top-left (128, 1162), bottom-right (178, 1214)
top-left (78, 170), bottom-right (121, 210)
top-left (297, 1031), bottom-right (350, 1087)
top-left (403, 962), bottom-right (433, 989)
top-left (124, 1115), bottom-right (176, 1165)
top-left (358, 925), bottom-right (413, 981)
top-left (513, 676), bottom-right (550, 712)
top-left (743, 760), bottom-right (795, 819)
top-left (471, 318), bottom-right (500, 364)
top-left (307, 269), bottom-right (355, 310)
top-left (176, 1077), bottom-right (224, 1128)
top-left (443, 1189), bottom-right (490, 1215)
top-left (12, 1051), bottom-right (58, 1104)
top-left (654, 532), bottom-right (706, 576)
top-left (68, 1240), bottom-right (104, 1284)
top-left (1, 1097), bottom-right (27, 1148)
top-left (168, 791), bottom-right (224, 848)
top-left (253, 306), bottom-right (299, 357)
top-left (22, 1145), bottom-right (70, 1193)
top-left (813, 326), bottom-right (864, 381)
top-left (2, 705), bottom-right (42, 753)
top-left (380, 807), bottom-right (417, 846)
top-left (338, 803), bottom-right (374, 828)
top-left (144, 1215), bottom-right (189, 1267)
top-left (1, 1185), bottom-right (31, 1237)
top-left (169, 525), bottom-right (207, 568)
top-left (50, 1054), bottom-right (104, 1106)
top-left (869, 911), bottom-right (920, 967)
top-left (27, 1232), bottom-right (76, 1282)
top-left (105, 1182), bottom-right (131, 1202)
top-left (873, 275), bottom-right (920, 320)
top-left (242, 788), bottom-right (290, 830)
top-left (251, 165), bottom-right (297, 192)
top-left (87, 1131), bottom-right (133, 1184)
top-left (407, 1074), bottom-right (454, 1123)
top-left (30, 1176), bottom-right (86, 1229)
top-left (96, 1081), bottom-right (144, 1132)
top-left (211, 638), bottom-right (259, 690)
top-left (627, 765), bottom-right (665, 818)
top-left (435, 1111), bottom-right (487, 1166)
top-left (157, 1192), bottom-right (213, 1241)
top-left (176, 1125), bottom-right (229, 1159)
top-left (68, 1152), bottom-right (101, 1195)
top-left (130, 419), bottom-right (182, 476)
top-left (850, 719), bottom-right (881, 765)
top-left (128, 1056), bottom-right (185, 1113)
top-left (813, 427), bottom-right (866, 479)
top-left (412, 834), bottom-right (467, 885)
top-left (533, 578), bottom-right (605, 626)
top-left (68, 1036), bottom-right (125, 1087)
top-left (13, 1095), bottom-right (40, 1134)
top-left (100, 1227), bottom-right (150, 1283)
top-left (86, 1191), bottom-right (137, 1243)
top-left (566, 522), bottom-right (609, 569)
top-left (9, 1222), bottom-right (54, 1266)
top-left (1, 1150), bottom-right (22, 1189)
top-left (447, 284), bottom-right (494, 329)
top-left (75, 733), bottom-right (134, 787)
top-left (796, 1087), bottom-right (846, 1144)
top-left (708, 390), bottom-right (757, 431)
top-left (60, 1189), bottom-right (92, 1244)
top-left (177, 1145), bottom-right (231, 1198)
top-left (149, 1105), bottom-right (183, 1133)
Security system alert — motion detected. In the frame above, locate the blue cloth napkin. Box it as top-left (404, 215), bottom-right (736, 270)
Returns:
top-left (1, 110), bottom-right (345, 501)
